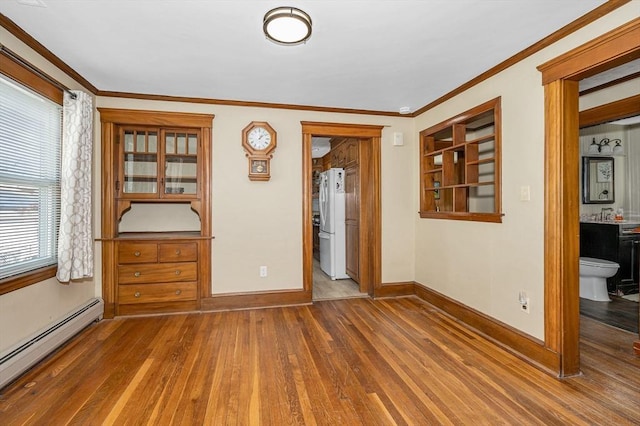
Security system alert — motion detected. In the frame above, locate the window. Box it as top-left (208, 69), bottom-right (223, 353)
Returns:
top-left (419, 97), bottom-right (502, 222)
top-left (0, 74), bottom-right (62, 281)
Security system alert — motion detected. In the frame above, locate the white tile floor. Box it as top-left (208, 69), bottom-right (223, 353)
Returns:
top-left (312, 259), bottom-right (367, 301)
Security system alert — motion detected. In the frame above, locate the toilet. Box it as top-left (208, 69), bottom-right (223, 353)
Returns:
top-left (579, 257), bottom-right (619, 301)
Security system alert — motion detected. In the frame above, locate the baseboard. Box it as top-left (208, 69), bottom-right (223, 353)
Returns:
top-left (0, 298), bottom-right (103, 389)
top-left (375, 281), bottom-right (415, 298)
top-left (201, 289), bottom-right (312, 311)
top-left (413, 282), bottom-right (560, 374)
top-left (634, 340), bottom-right (640, 356)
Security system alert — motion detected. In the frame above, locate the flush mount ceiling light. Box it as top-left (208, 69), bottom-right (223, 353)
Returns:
top-left (263, 7), bottom-right (312, 45)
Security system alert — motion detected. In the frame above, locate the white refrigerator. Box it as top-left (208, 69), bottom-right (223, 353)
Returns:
top-left (318, 168), bottom-right (349, 280)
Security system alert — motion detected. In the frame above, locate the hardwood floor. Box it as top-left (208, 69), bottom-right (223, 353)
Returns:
top-left (580, 295), bottom-right (639, 333)
top-left (1, 297), bottom-right (639, 425)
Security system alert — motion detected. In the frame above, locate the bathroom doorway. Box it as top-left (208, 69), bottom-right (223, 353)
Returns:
top-left (540, 21), bottom-right (640, 376)
top-left (577, 93), bottom-right (640, 335)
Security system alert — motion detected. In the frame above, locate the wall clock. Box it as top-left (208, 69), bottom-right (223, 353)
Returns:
top-left (242, 121), bottom-right (277, 181)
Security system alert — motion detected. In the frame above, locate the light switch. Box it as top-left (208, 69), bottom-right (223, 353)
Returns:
top-left (393, 132), bottom-right (404, 146)
top-left (520, 186), bottom-right (531, 201)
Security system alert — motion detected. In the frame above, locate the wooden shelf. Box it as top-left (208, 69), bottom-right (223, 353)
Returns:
top-left (419, 97), bottom-right (502, 221)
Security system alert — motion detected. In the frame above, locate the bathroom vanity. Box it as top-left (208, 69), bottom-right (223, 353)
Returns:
top-left (580, 221), bottom-right (640, 295)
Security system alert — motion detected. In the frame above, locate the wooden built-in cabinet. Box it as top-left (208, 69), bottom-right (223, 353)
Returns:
top-left (312, 158), bottom-right (323, 196)
top-left (99, 109), bottom-right (214, 318)
top-left (331, 137), bottom-right (360, 283)
top-left (345, 166), bottom-right (359, 282)
top-left (419, 97), bottom-right (502, 223)
top-left (117, 236), bottom-right (200, 315)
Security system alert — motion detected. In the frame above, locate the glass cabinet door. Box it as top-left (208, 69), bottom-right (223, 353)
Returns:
top-left (122, 128), bottom-right (158, 195)
top-left (163, 130), bottom-right (199, 196)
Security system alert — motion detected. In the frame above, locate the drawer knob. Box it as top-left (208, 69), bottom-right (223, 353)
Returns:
top-left (134, 271), bottom-right (141, 277)
top-left (175, 270), bottom-right (181, 275)
top-left (175, 249), bottom-right (181, 255)
top-left (175, 289), bottom-right (182, 295)
top-left (134, 291), bottom-right (141, 298)
top-left (134, 251), bottom-right (141, 257)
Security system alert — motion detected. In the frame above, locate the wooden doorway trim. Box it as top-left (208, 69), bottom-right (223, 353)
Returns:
top-left (301, 122), bottom-right (383, 297)
top-left (537, 19), bottom-right (640, 376)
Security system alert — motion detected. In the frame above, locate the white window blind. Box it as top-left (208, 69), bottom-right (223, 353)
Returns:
top-left (0, 74), bottom-right (62, 280)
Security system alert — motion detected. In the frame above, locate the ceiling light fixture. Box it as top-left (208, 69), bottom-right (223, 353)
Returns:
top-left (263, 7), bottom-right (312, 45)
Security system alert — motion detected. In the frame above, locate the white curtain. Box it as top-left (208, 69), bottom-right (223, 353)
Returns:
top-left (56, 91), bottom-right (93, 282)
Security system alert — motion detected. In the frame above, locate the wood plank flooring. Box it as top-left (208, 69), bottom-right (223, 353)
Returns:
top-left (1, 297), bottom-right (639, 425)
top-left (580, 296), bottom-right (639, 333)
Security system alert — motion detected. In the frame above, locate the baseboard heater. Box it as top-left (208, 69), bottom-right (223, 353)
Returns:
top-left (0, 297), bottom-right (104, 389)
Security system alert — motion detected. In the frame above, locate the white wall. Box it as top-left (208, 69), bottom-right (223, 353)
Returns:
top-left (0, 28), bottom-right (98, 353)
top-left (412, 2), bottom-right (638, 340)
top-left (95, 97), bottom-right (416, 294)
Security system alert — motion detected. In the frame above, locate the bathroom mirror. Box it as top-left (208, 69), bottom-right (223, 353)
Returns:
top-left (582, 156), bottom-right (615, 204)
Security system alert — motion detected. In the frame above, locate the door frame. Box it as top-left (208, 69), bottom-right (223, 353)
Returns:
top-left (538, 19), bottom-right (640, 376)
top-left (301, 122), bottom-right (384, 297)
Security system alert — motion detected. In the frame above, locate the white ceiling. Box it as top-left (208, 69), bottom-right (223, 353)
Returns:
top-left (0, 0), bottom-right (610, 114)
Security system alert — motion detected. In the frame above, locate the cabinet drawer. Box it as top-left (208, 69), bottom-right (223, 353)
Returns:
top-left (159, 243), bottom-right (197, 262)
top-left (118, 262), bottom-right (197, 284)
top-left (118, 243), bottom-right (157, 264)
top-left (118, 282), bottom-right (197, 304)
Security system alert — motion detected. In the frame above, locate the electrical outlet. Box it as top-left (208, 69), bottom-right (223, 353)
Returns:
top-left (519, 291), bottom-right (530, 314)
top-left (259, 266), bottom-right (267, 277)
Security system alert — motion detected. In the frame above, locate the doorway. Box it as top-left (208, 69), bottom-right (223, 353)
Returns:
top-left (301, 122), bottom-right (384, 300)
top-left (578, 97), bottom-right (640, 334)
top-left (539, 19), bottom-right (640, 376)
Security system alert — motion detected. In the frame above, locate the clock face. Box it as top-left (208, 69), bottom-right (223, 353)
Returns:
top-left (247, 127), bottom-right (272, 150)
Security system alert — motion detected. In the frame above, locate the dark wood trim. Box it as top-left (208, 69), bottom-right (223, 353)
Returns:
top-left (634, 340), bottom-right (640, 356)
top-left (538, 18), bottom-right (640, 84)
top-left (541, 19), bottom-right (640, 376)
top-left (300, 122), bottom-right (385, 137)
top-left (374, 282), bottom-right (416, 298)
top-left (118, 300), bottom-right (198, 316)
top-left (414, 283), bottom-right (560, 374)
top-left (98, 108), bottom-right (214, 127)
top-left (0, 49), bottom-right (63, 104)
top-left (418, 211), bottom-right (503, 223)
top-left (201, 289), bottom-right (312, 311)
top-left (543, 79), bottom-right (581, 376)
top-left (0, 265), bottom-right (57, 296)
top-left (412, 0), bottom-right (631, 117)
top-left (302, 133), bottom-right (313, 292)
top-left (579, 94), bottom-right (640, 127)
top-left (98, 91), bottom-right (407, 117)
top-left (579, 71), bottom-right (640, 96)
top-left (301, 122), bottom-right (383, 299)
top-left (0, 13), bottom-right (98, 93)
